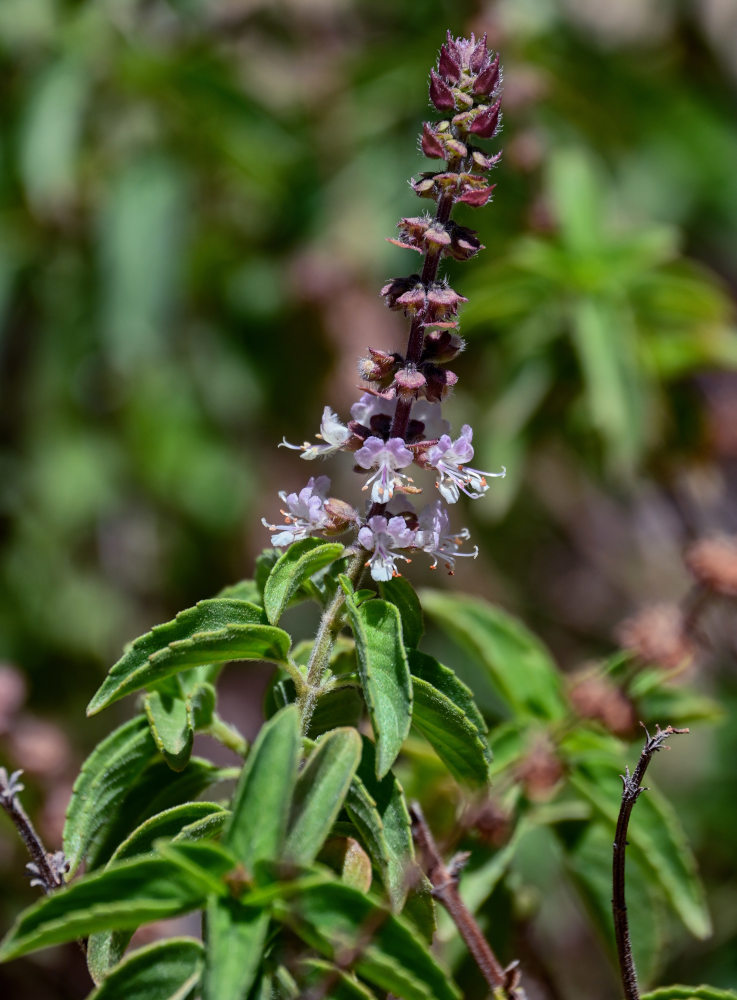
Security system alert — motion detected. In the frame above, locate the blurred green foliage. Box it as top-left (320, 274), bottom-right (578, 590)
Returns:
top-left (1, 0), bottom-right (737, 995)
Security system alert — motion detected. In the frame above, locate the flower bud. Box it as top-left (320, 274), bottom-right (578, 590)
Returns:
top-left (516, 739), bottom-right (564, 801)
top-left (469, 99), bottom-right (502, 139)
top-left (422, 363), bottom-right (458, 402)
top-left (393, 364), bottom-right (427, 400)
top-left (685, 535), bottom-right (737, 597)
top-left (421, 122), bottom-right (446, 159)
top-left (422, 328), bottom-right (466, 363)
top-left (568, 671), bottom-right (636, 738)
top-left (470, 147), bottom-right (503, 172)
top-left (446, 222), bottom-right (484, 260)
top-left (425, 282), bottom-right (468, 322)
top-left (473, 54), bottom-right (500, 96)
top-left (438, 41), bottom-right (461, 83)
top-left (469, 33), bottom-right (489, 74)
top-left (429, 69), bottom-right (455, 110)
top-left (357, 348), bottom-right (400, 384)
top-left (323, 498), bottom-right (360, 535)
top-left (617, 603), bottom-right (696, 669)
top-left (458, 184), bottom-right (495, 207)
top-left (380, 274), bottom-right (421, 310)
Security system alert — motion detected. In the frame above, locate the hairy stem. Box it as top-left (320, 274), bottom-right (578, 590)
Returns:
top-left (410, 802), bottom-right (518, 997)
top-left (208, 715), bottom-right (249, 757)
top-left (0, 770), bottom-right (64, 894)
top-left (298, 549), bottom-right (365, 732)
top-left (612, 724), bottom-right (689, 1000)
top-left (385, 182), bottom-right (458, 450)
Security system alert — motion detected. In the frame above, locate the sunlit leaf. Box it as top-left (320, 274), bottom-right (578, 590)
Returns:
top-left (420, 591), bottom-right (566, 720)
top-left (202, 897), bottom-right (269, 1000)
top-left (342, 579), bottom-right (412, 779)
top-left (408, 649), bottom-right (491, 787)
top-left (273, 879), bottom-right (459, 1000)
top-left (85, 938), bottom-right (205, 1000)
top-left (63, 715), bottom-right (156, 876)
top-left (224, 704), bottom-right (300, 870)
top-left (263, 538), bottom-right (344, 625)
top-left (346, 737), bottom-right (415, 911)
top-left (87, 599), bottom-right (289, 715)
top-left (285, 728), bottom-right (362, 865)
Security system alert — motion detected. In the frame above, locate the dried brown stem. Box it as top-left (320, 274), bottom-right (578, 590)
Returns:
top-left (612, 724), bottom-right (689, 1000)
top-left (0, 768), bottom-right (66, 894)
top-left (410, 802), bottom-right (522, 998)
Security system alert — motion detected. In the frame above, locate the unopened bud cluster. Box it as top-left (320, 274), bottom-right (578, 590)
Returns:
top-left (264, 34), bottom-right (505, 581)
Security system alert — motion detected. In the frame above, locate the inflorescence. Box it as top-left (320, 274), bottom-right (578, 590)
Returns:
top-left (264, 33), bottom-right (504, 582)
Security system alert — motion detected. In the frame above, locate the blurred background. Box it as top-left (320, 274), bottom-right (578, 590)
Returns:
top-left (1, 0), bottom-right (737, 996)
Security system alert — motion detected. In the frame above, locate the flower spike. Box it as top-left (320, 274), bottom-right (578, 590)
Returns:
top-left (264, 35), bottom-right (504, 581)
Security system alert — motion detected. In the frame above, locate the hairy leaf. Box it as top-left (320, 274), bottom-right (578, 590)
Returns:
top-left (263, 538), bottom-right (345, 625)
top-left (273, 879), bottom-right (459, 1000)
top-left (342, 581), bottom-right (412, 779)
top-left (346, 737), bottom-right (415, 911)
top-left (87, 599), bottom-right (289, 714)
top-left (202, 896), bottom-right (270, 1000)
top-left (420, 590), bottom-right (566, 720)
top-left (285, 728), bottom-right (362, 865)
top-left (85, 938), bottom-right (205, 1000)
top-left (408, 650), bottom-right (491, 787)
top-left (108, 802), bottom-right (228, 866)
top-left (225, 704), bottom-right (300, 870)
top-left (642, 988), bottom-right (737, 999)
top-left (297, 958), bottom-right (378, 999)
top-left (87, 757), bottom-right (230, 870)
top-left (63, 715), bottom-right (157, 876)
top-left (86, 803), bottom-right (227, 984)
top-left (378, 577), bottom-right (424, 648)
top-left (0, 855), bottom-right (216, 961)
top-left (144, 690), bottom-right (193, 771)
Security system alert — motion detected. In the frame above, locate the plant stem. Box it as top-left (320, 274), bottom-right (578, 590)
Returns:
top-left (0, 769), bottom-right (64, 894)
top-left (385, 182), bottom-right (458, 450)
top-left (208, 715), bottom-right (248, 757)
top-left (612, 724), bottom-right (689, 1000)
top-left (297, 549), bottom-right (365, 733)
top-left (410, 802), bottom-right (519, 998)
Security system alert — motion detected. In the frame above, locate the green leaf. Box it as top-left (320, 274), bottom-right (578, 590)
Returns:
top-left (144, 690), bottom-right (194, 772)
top-left (218, 579), bottom-right (262, 604)
top-left (63, 715), bottom-right (157, 876)
top-left (188, 682), bottom-right (217, 730)
top-left (420, 591), bottom-right (566, 721)
top-left (225, 704), bottom-right (300, 870)
top-left (87, 757), bottom-right (230, 871)
top-left (342, 582), bottom-right (412, 779)
top-left (108, 803), bottom-right (228, 865)
top-left (408, 650), bottom-right (491, 788)
top-left (263, 538), bottom-right (345, 625)
top-left (378, 577), bottom-right (423, 648)
top-left (202, 897), bottom-right (270, 1000)
top-left (85, 938), bottom-right (205, 1000)
top-left (642, 988), bottom-right (737, 1000)
top-left (570, 296), bottom-right (646, 470)
top-left (87, 598), bottom-right (289, 715)
top-left (297, 959), bottom-right (378, 999)
top-left (86, 803), bottom-right (227, 984)
top-left (564, 733), bottom-right (711, 939)
top-left (562, 821), bottom-right (664, 985)
top-left (273, 879), bottom-right (459, 1000)
top-left (346, 737), bottom-right (415, 912)
top-left (628, 669), bottom-right (723, 727)
top-left (0, 855), bottom-right (213, 961)
top-left (285, 728), bottom-right (362, 865)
